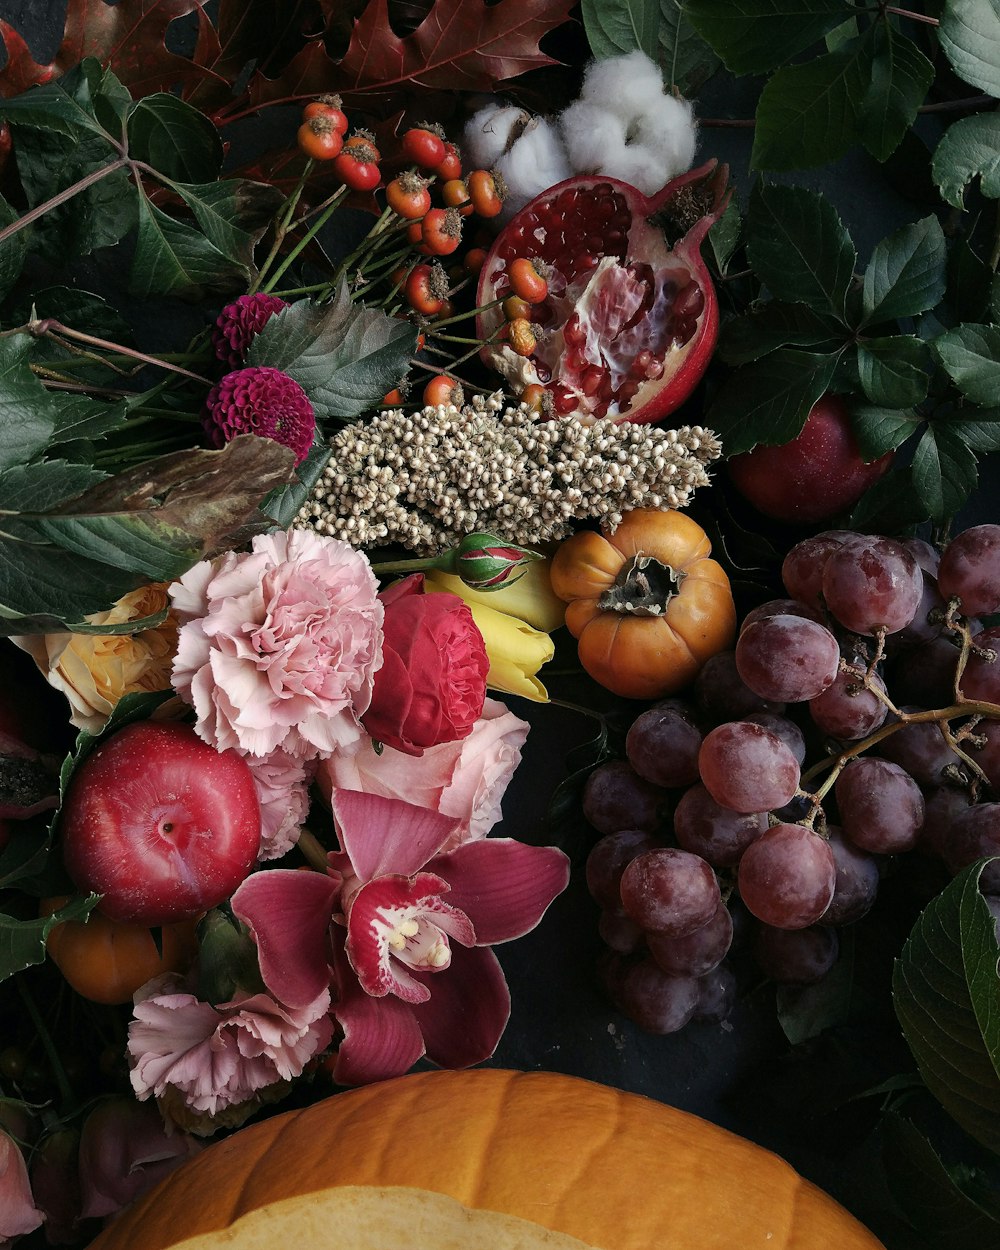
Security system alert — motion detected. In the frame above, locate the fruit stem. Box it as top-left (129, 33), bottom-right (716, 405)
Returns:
top-left (262, 188), bottom-right (347, 293)
top-left (248, 158), bottom-right (315, 296)
top-left (296, 828), bottom-right (330, 872)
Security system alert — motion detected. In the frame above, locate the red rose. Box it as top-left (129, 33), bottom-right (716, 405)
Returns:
top-left (362, 574), bottom-right (489, 756)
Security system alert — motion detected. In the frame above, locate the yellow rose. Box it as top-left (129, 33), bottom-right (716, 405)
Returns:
top-left (424, 558), bottom-right (566, 633)
top-left (12, 584), bottom-right (179, 733)
top-left (424, 574), bottom-right (555, 702)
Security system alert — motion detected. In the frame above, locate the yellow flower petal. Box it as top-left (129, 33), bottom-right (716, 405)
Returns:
top-left (425, 559), bottom-right (565, 633)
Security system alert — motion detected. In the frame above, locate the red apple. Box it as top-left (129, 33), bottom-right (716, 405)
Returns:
top-left (60, 722), bottom-right (261, 925)
top-left (727, 395), bottom-right (893, 524)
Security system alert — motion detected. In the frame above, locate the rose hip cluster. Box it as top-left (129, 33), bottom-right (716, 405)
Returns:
top-left (585, 524), bottom-right (1000, 1035)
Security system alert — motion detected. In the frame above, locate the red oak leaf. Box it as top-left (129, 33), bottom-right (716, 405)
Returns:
top-left (245, 0), bottom-right (575, 113)
top-left (0, 0), bottom-right (217, 99)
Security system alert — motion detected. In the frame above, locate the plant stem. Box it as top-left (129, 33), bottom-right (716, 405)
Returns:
top-left (262, 189), bottom-right (348, 293)
top-left (30, 320), bottom-right (212, 386)
top-left (297, 828), bottom-right (330, 872)
top-left (15, 977), bottom-right (75, 1111)
top-left (883, 4), bottom-right (939, 24)
top-left (0, 158), bottom-right (128, 248)
top-left (248, 160), bottom-right (316, 296)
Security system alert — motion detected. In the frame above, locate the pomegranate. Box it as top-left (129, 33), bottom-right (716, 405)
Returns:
top-left (476, 160), bottom-right (729, 424)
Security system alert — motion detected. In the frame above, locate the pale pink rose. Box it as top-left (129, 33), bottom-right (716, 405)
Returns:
top-left (127, 977), bottom-right (333, 1122)
top-left (169, 530), bottom-right (383, 760)
top-left (78, 1098), bottom-right (201, 1220)
top-left (0, 1128), bottom-right (44, 1242)
top-left (246, 749), bottom-right (316, 861)
top-left (317, 698), bottom-right (529, 850)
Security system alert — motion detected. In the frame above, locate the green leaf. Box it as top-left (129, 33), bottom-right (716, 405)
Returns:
top-left (933, 324), bottom-right (1000, 405)
top-left (246, 288), bottom-right (420, 422)
top-left (0, 192), bottom-right (26, 304)
top-left (939, 0), bottom-right (1000, 97)
top-left (911, 424), bottom-right (980, 521)
top-left (0, 335), bottom-right (56, 469)
top-left (0, 894), bottom-right (100, 984)
top-left (857, 19), bottom-right (934, 162)
top-left (751, 30), bottom-right (874, 171)
top-left (684, 0), bottom-right (852, 75)
top-left (851, 404), bottom-right (921, 459)
top-left (0, 59), bottom-right (119, 142)
top-left (126, 94), bottom-right (223, 183)
top-left (862, 216), bottom-right (947, 326)
top-left (719, 302), bottom-right (845, 365)
top-left (857, 336), bottom-right (932, 407)
top-left (15, 140), bottom-right (135, 258)
top-left (0, 440), bottom-right (294, 633)
top-left (48, 398), bottom-right (129, 450)
top-left (707, 196), bottom-right (742, 275)
top-left (582, 0), bottom-right (659, 59)
top-left (746, 182), bottom-right (856, 320)
top-left (894, 859), bottom-right (1000, 1154)
top-left (949, 410), bottom-right (1000, 453)
top-left (882, 1112), bottom-right (1000, 1250)
top-left (130, 191), bottom-right (247, 302)
top-left (706, 348), bottom-right (841, 455)
top-left (933, 113), bottom-right (1000, 210)
top-left (658, 0), bottom-right (721, 94)
top-left (170, 179), bottom-right (283, 277)
top-left (21, 287), bottom-right (133, 344)
top-left (263, 442), bottom-right (334, 528)
top-left (947, 239), bottom-right (998, 324)
top-left (848, 464), bottom-right (930, 530)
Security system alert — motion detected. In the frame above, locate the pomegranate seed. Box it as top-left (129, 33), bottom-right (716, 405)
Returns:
top-left (581, 365), bottom-right (605, 396)
top-left (564, 317), bottom-right (586, 348)
top-left (674, 280), bottom-right (706, 320)
top-left (630, 350), bottom-right (653, 378)
top-left (645, 357), bottom-right (664, 380)
top-left (550, 384), bottom-right (577, 414)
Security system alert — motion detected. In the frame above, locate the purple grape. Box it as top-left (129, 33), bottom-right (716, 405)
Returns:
top-left (809, 667), bottom-right (888, 741)
top-left (598, 909), bottom-right (645, 953)
top-left (943, 802), bottom-right (1000, 892)
top-left (753, 924), bottom-right (839, 985)
top-left (673, 782), bottom-right (767, 867)
top-left (691, 963), bottom-right (737, 1022)
top-left (740, 599), bottom-right (824, 633)
top-left (585, 829), bottom-right (659, 912)
top-left (582, 760), bottom-right (668, 835)
top-left (604, 956), bottom-right (701, 1034)
top-left (625, 701), bottom-right (702, 789)
top-left (694, 650), bottom-right (786, 724)
top-left (698, 721), bottom-right (801, 814)
top-left (819, 826), bottom-right (880, 926)
top-left (834, 756), bottom-right (924, 854)
top-left (619, 848), bottom-right (721, 938)
top-left (938, 525), bottom-right (1000, 617)
top-left (822, 535), bottom-right (923, 635)
top-left (781, 532), bottom-right (853, 609)
top-left (736, 615), bottom-right (841, 703)
top-left (737, 823), bottom-right (837, 929)
top-left (744, 712), bottom-right (807, 764)
top-left (959, 627), bottom-right (1000, 704)
top-left (646, 900), bottom-right (734, 977)
top-left (877, 714), bottom-right (963, 787)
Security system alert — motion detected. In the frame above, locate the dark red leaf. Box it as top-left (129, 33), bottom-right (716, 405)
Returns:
top-left (0, 0), bottom-right (220, 99)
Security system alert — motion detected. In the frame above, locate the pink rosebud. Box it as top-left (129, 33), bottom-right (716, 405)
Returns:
top-left (211, 293), bottom-right (287, 367)
top-left (0, 1128), bottom-right (44, 1242)
top-left (361, 574), bottom-right (488, 756)
top-left (78, 1098), bottom-right (201, 1220)
top-left (203, 366), bottom-right (315, 465)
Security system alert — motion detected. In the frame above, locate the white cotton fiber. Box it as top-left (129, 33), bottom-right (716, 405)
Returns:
top-left (494, 116), bottom-right (572, 219)
top-left (559, 100), bottom-right (630, 176)
top-left (463, 104), bottom-right (533, 170)
top-left (578, 50), bottom-right (669, 120)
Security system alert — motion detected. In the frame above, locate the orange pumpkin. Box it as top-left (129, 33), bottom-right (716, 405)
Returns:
top-left (550, 509), bottom-right (736, 699)
top-left (86, 1069), bottom-right (885, 1250)
top-left (42, 898), bottom-right (199, 1006)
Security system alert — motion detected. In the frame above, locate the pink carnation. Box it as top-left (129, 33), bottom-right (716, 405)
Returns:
top-left (169, 529), bottom-right (383, 761)
top-left (203, 367), bottom-right (315, 465)
top-left (318, 698), bottom-right (528, 850)
top-left (127, 978), bottom-right (333, 1121)
top-left (246, 748), bottom-right (317, 861)
top-left (212, 293), bottom-right (287, 367)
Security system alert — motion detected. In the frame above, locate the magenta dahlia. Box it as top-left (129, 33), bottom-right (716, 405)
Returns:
top-left (212, 293), bottom-right (287, 366)
top-left (203, 366), bottom-right (316, 464)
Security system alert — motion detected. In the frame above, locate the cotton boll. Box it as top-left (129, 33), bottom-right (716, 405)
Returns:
top-left (559, 100), bottom-right (630, 176)
top-left (578, 50), bottom-right (667, 121)
top-left (494, 116), bottom-right (572, 219)
top-left (463, 104), bottom-right (532, 169)
top-left (632, 93), bottom-right (698, 180)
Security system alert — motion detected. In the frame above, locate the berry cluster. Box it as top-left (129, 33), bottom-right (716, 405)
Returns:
top-left (585, 524), bottom-right (1000, 1034)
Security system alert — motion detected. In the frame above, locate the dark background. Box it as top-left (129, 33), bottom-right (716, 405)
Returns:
top-left (2, 4), bottom-right (997, 1247)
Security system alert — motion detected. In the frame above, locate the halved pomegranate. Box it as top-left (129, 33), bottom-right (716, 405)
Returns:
top-left (476, 160), bottom-right (729, 424)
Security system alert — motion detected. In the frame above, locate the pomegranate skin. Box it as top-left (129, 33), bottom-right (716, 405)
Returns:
top-left (476, 161), bottom-right (730, 425)
top-left (727, 395), bottom-right (894, 523)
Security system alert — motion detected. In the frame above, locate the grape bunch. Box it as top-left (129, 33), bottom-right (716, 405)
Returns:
top-left (584, 524), bottom-right (1000, 1035)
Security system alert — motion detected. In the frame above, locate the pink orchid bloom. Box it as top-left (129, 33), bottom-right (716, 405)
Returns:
top-left (231, 789), bottom-right (569, 1086)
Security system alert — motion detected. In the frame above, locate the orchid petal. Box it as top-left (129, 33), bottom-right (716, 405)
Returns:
top-left (231, 869), bottom-right (338, 1009)
top-left (330, 789), bottom-right (461, 881)
top-left (345, 873), bottom-right (474, 1003)
top-left (329, 935), bottom-right (425, 1086)
top-left (409, 944), bottom-right (511, 1069)
top-left (429, 839), bottom-right (570, 944)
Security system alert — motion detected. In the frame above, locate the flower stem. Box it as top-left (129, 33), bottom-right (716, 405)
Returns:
top-left (262, 187), bottom-right (349, 294)
top-left (248, 160), bottom-right (316, 296)
top-left (0, 158), bottom-right (129, 249)
top-left (29, 319), bottom-right (212, 386)
top-left (297, 828), bottom-right (330, 872)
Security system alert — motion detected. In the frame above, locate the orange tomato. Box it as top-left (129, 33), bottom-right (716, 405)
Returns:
top-left (42, 898), bottom-right (199, 1005)
top-left (549, 508), bottom-right (736, 699)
